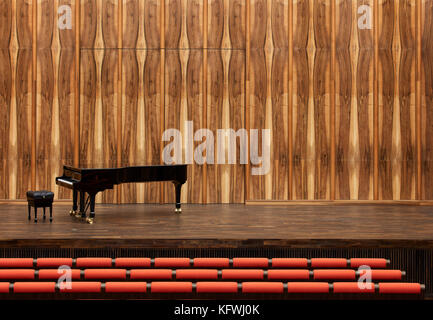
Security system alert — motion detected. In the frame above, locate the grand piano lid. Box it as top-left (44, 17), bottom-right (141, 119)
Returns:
top-left (64, 163), bottom-right (187, 170)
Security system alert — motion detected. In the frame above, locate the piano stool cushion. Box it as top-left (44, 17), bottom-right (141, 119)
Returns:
top-left (26, 191), bottom-right (54, 201)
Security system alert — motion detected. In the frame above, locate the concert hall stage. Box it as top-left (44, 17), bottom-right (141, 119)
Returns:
top-left (0, 203), bottom-right (432, 299)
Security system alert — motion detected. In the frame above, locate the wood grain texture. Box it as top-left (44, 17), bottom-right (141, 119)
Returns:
top-left (14, 0), bottom-right (33, 199)
top-left (208, 0), bottom-right (245, 49)
top-left (312, 0), bottom-right (331, 199)
top-left (335, 0), bottom-right (374, 200)
top-left (121, 48), bottom-right (139, 203)
top-left (163, 0), bottom-right (182, 202)
top-left (335, 0), bottom-right (352, 200)
top-left (206, 49), bottom-right (223, 203)
top-left (292, 0), bottom-right (309, 200)
top-left (357, 0), bottom-right (375, 200)
top-left (399, 0), bottom-right (416, 199)
top-left (248, 0), bottom-right (266, 200)
top-left (34, 0), bottom-right (75, 200)
top-left (421, 0), bottom-right (433, 199)
top-left (378, 0), bottom-right (395, 200)
top-left (0, 48), bottom-right (11, 199)
top-left (1, 0), bottom-right (432, 203)
top-left (0, 0), bottom-right (12, 199)
top-left (35, 0), bottom-right (54, 195)
top-left (228, 50), bottom-right (246, 203)
top-left (271, 0), bottom-right (289, 200)
top-left (79, 0), bottom-right (119, 203)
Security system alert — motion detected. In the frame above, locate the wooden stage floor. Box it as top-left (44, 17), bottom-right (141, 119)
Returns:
top-left (0, 203), bottom-right (433, 248)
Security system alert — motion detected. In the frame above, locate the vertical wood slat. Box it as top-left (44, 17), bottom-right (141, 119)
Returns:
top-left (160, 0), bottom-right (165, 204)
top-left (117, 0), bottom-right (123, 204)
top-left (374, 0), bottom-right (379, 200)
top-left (416, 0), bottom-right (421, 199)
top-left (31, 0), bottom-right (37, 190)
top-left (421, 0), bottom-right (433, 200)
top-left (245, 0), bottom-right (251, 202)
top-left (330, 0), bottom-right (336, 200)
top-left (0, 1), bottom-right (12, 199)
top-left (202, 0), bottom-right (208, 204)
top-left (74, 0), bottom-right (80, 168)
top-left (288, 0), bottom-right (293, 199)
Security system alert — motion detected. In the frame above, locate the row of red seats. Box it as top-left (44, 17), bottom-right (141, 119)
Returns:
top-left (0, 258), bottom-right (389, 269)
top-left (0, 281), bottom-right (423, 294)
top-left (0, 268), bottom-right (406, 281)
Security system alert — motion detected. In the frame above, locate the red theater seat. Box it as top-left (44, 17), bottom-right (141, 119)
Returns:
top-left (0, 269), bottom-right (35, 280)
top-left (115, 258), bottom-right (151, 268)
top-left (60, 282), bottom-right (101, 293)
top-left (154, 258), bottom-right (190, 268)
top-left (38, 269), bottom-right (81, 280)
top-left (350, 258), bottom-right (388, 269)
top-left (287, 282), bottom-right (330, 293)
top-left (37, 258), bottom-right (73, 268)
top-left (358, 269), bottom-right (403, 281)
top-left (267, 269), bottom-right (310, 280)
top-left (84, 269), bottom-right (126, 280)
top-left (222, 269), bottom-right (264, 280)
top-left (130, 269), bottom-right (172, 280)
top-left (311, 258), bottom-right (347, 268)
top-left (378, 283), bottom-right (423, 294)
top-left (196, 282), bottom-right (238, 293)
top-left (271, 258), bottom-right (308, 268)
top-left (176, 269), bottom-right (218, 280)
top-left (193, 258), bottom-right (230, 268)
top-left (313, 269), bottom-right (356, 280)
top-left (151, 282), bottom-right (192, 293)
top-left (333, 282), bottom-right (375, 293)
top-left (105, 282), bottom-right (147, 293)
top-left (14, 282), bottom-right (55, 293)
top-left (76, 258), bottom-right (112, 268)
top-left (0, 258), bottom-right (33, 268)
top-left (242, 282), bottom-right (284, 293)
top-left (233, 258), bottom-right (268, 268)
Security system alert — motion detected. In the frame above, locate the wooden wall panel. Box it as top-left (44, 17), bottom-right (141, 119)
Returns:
top-left (206, 48), bottom-right (224, 203)
top-left (206, 0), bottom-right (245, 203)
top-left (398, 0), bottom-right (416, 199)
top-left (163, 0), bottom-right (182, 203)
top-left (14, 0), bottom-right (33, 199)
top-left (421, 0), bottom-right (433, 199)
top-left (378, 0), bottom-right (416, 200)
top-left (312, 0), bottom-right (332, 199)
top-left (292, 0), bottom-right (331, 200)
top-left (335, 0), bottom-right (374, 200)
top-left (0, 0), bottom-right (13, 199)
top-left (377, 0), bottom-right (395, 200)
top-left (292, 0), bottom-right (309, 200)
top-left (1, 0), bottom-right (432, 204)
top-left (79, 0), bottom-right (119, 203)
top-left (208, 0), bottom-right (245, 49)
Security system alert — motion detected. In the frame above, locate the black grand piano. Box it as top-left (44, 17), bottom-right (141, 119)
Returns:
top-left (56, 164), bottom-right (187, 224)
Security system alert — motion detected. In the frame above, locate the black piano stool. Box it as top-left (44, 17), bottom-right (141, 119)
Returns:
top-left (26, 191), bottom-right (54, 223)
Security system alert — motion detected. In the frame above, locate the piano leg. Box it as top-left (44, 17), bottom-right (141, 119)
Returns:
top-left (174, 182), bottom-right (182, 213)
top-left (70, 189), bottom-right (78, 216)
top-left (78, 191), bottom-right (86, 219)
top-left (86, 193), bottom-right (96, 224)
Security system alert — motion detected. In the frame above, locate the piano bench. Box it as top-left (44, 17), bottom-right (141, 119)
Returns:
top-left (26, 191), bottom-right (54, 223)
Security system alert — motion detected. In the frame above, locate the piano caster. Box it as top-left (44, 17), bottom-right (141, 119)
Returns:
top-left (69, 210), bottom-right (77, 216)
top-left (86, 217), bottom-right (94, 224)
top-left (175, 207), bottom-right (182, 214)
